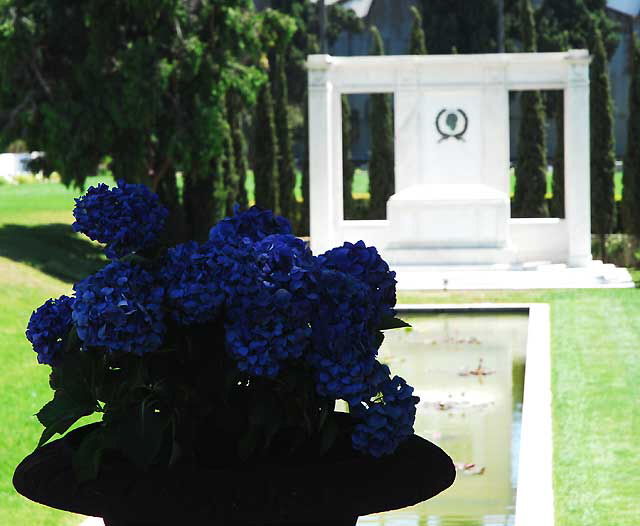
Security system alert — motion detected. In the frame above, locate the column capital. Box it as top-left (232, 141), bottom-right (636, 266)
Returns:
top-left (307, 54), bottom-right (333, 71)
top-left (565, 49), bottom-right (590, 86)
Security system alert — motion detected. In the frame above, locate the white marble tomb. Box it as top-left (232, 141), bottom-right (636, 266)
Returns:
top-left (307, 51), bottom-right (592, 268)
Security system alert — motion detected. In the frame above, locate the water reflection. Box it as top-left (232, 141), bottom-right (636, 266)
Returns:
top-left (357, 313), bottom-right (528, 526)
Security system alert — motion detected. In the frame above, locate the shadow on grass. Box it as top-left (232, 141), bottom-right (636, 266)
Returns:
top-left (0, 223), bottom-right (106, 283)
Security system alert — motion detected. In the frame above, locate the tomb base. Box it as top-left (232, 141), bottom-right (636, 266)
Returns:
top-left (386, 184), bottom-right (511, 249)
top-left (385, 184), bottom-right (513, 264)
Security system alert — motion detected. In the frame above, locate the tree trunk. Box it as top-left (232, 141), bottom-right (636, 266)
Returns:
top-left (182, 172), bottom-right (216, 242)
top-left (155, 169), bottom-right (188, 246)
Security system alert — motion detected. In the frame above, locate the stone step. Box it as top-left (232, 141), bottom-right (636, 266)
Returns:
top-left (391, 260), bottom-right (635, 290)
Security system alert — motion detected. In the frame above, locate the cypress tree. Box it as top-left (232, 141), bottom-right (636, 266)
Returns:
top-left (220, 105), bottom-right (238, 218)
top-left (299, 34), bottom-right (320, 237)
top-left (300, 85), bottom-right (310, 236)
top-left (589, 22), bottom-right (615, 260)
top-left (342, 95), bottom-right (356, 219)
top-left (622, 35), bottom-right (640, 237)
top-left (420, 0), bottom-right (497, 54)
top-left (253, 59), bottom-right (280, 214)
top-left (227, 90), bottom-right (249, 211)
top-left (368, 26), bottom-right (395, 219)
top-left (408, 6), bottom-right (427, 54)
top-left (270, 18), bottom-right (297, 222)
top-left (513, 0), bottom-right (548, 218)
top-left (536, 13), bottom-right (569, 219)
top-left (550, 93), bottom-right (565, 217)
top-left (538, 0), bottom-right (619, 59)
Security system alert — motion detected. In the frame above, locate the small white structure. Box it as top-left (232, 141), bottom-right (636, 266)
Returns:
top-left (307, 51), bottom-right (593, 271)
top-left (0, 152), bottom-right (42, 183)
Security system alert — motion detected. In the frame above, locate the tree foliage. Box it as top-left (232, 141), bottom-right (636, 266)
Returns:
top-left (342, 95), bottom-right (355, 219)
top-left (537, 0), bottom-right (619, 58)
top-left (0, 0), bottom-right (264, 242)
top-left (623, 36), bottom-right (640, 237)
top-left (253, 57), bottom-right (279, 214)
top-left (219, 103), bottom-right (238, 219)
top-left (419, 0), bottom-right (498, 54)
top-left (227, 89), bottom-right (249, 211)
top-left (408, 5), bottom-right (427, 55)
top-left (550, 96), bottom-right (565, 218)
top-left (535, 3), bottom-right (570, 218)
top-left (513, 0), bottom-right (548, 218)
top-left (368, 27), bottom-right (394, 220)
top-left (261, 9), bottom-right (297, 221)
top-left (268, 1), bottom-right (363, 233)
top-left (589, 22), bottom-right (616, 257)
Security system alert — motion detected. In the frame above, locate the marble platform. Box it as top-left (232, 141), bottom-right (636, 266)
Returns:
top-left (392, 260), bottom-right (634, 290)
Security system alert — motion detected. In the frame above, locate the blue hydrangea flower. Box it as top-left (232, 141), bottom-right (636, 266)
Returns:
top-left (72, 261), bottom-right (165, 354)
top-left (318, 240), bottom-right (397, 323)
top-left (208, 205), bottom-right (292, 246)
top-left (72, 180), bottom-right (168, 260)
top-left (311, 355), bottom-right (376, 406)
top-left (307, 269), bottom-right (381, 405)
top-left (350, 374), bottom-right (419, 457)
top-left (160, 241), bottom-right (225, 325)
top-left (25, 295), bottom-right (75, 365)
top-left (224, 234), bottom-right (317, 378)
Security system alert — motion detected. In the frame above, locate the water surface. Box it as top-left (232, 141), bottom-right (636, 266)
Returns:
top-left (357, 313), bottom-right (528, 526)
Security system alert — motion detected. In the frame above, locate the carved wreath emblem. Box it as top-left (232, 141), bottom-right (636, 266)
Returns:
top-left (436, 109), bottom-right (468, 142)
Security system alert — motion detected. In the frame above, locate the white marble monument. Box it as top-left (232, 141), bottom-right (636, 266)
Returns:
top-left (307, 51), bottom-right (593, 270)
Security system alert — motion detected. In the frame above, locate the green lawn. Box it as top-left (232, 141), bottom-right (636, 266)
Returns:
top-left (0, 178), bottom-right (110, 526)
top-left (1, 179), bottom-right (638, 525)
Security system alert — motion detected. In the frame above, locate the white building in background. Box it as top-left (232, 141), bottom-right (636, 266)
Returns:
top-left (0, 152), bottom-right (43, 183)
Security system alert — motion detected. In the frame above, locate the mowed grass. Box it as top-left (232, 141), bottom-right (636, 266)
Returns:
top-left (0, 178), bottom-right (110, 525)
top-left (1, 178), bottom-right (638, 524)
top-left (398, 288), bottom-right (640, 526)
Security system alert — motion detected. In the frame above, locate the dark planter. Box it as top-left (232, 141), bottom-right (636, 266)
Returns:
top-left (14, 424), bottom-right (455, 526)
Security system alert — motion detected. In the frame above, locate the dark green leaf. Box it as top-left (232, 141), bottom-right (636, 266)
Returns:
top-left (36, 390), bottom-right (97, 447)
top-left (109, 404), bottom-right (170, 469)
top-left (37, 418), bottom-right (75, 448)
top-left (62, 326), bottom-right (80, 354)
top-left (320, 415), bottom-right (340, 454)
top-left (379, 316), bottom-right (411, 330)
top-left (72, 427), bottom-right (106, 482)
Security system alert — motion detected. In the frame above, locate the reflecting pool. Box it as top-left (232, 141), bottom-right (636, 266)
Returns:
top-left (357, 312), bottom-right (528, 526)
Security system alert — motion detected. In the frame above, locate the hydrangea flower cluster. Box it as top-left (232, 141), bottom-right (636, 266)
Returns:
top-left (225, 234), bottom-right (317, 377)
top-left (72, 180), bottom-right (168, 260)
top-left (25, 295), bottom-right (75, 365)
top-left (319, 241), bottom-right (397, 323)
top-left (307, 270), bottom-right (378, 405)
top-left (351, 375), bottom-right (419, 457)
top-left (208, 204), bottom-right (292, 245)
top-left (160, 241), bottom-right (225, 325)
top-left (72, 261), bottom-right (165, 355)
top-left (27, 179), bottom-right (418, 458)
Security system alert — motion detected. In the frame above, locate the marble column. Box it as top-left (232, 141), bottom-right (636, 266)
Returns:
top-left (564, 50), bottom-right (592, 267)
top-left (308, 55), bottom-right (343, 254)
